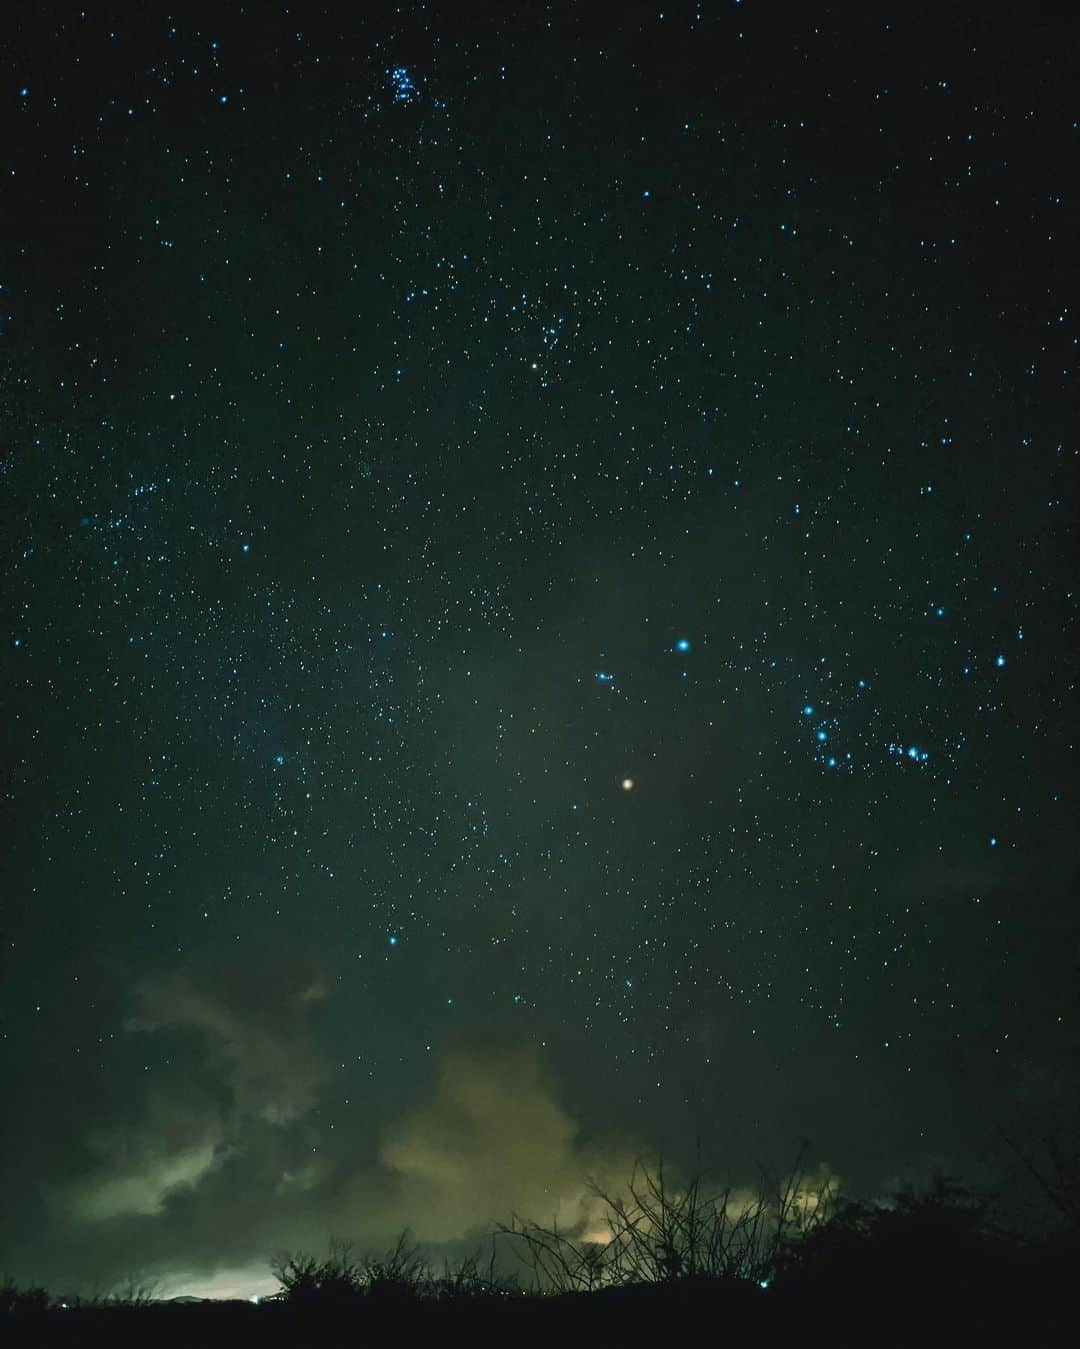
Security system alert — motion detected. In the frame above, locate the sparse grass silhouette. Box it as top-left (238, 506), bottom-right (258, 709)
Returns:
top-left (0, 1272), bottom-right (160, 1317)
top-left (271, 1231), bottom-right (512, 1309)
top-left (1, 1274), bottom-right (50, 1317)
top-left (102, 1278), bottom-right (159, 1308)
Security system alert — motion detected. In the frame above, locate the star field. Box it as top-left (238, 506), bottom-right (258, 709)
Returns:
top-left (0, 1), bottom-right (1077, 1296)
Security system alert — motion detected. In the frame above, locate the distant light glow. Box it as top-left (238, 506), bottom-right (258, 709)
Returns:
top-left (620, 777), bottom-right (635, 791)
top-left (675, 637), bottom-right (692, 652)
top-left (156, 1267), bottom-right (280, 1303)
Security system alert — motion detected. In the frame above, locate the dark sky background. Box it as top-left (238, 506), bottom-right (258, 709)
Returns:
top-left (1, 0), bottom-right (1077, 1299)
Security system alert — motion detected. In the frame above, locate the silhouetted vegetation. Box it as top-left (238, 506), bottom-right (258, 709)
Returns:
top-left (271, 1231), bottom-right (466, 1308)
top-left (500, 1147), bottom-right (835, 1292)
top-left (770, 1175), bottom-right (1018, 1311)
top-left (5, 1151), bottom-right (1077, 1334)
top-left (270, 1230), bottom-right (516, 1312)
top-left (1, 1275), bottom-right (49, 1317)
top-left (999, 1128), bottom-right (1080, 1228)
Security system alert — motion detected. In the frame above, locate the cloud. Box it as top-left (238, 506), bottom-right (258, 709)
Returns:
top-left (276, 1157), bottom-right (332, 1196)
top-left (51, 1090), bottom-right (229, 1224)
top-left (64, 1139), bottom-right (223, 1223)
top-left (374, 1048), bottom-right (840, 1264)
top-left (377, 1046), bottom-right (636, 1242)
top-left (36, 1011), bottom-right (843, 1300)
top-left (129, 960), bottom-right (328, 1125)
top-left (50, 959), bottom-right (329, 1230)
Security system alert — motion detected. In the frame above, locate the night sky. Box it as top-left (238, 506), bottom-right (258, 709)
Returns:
top-left (2, 1), bottom-right (1077, 1300)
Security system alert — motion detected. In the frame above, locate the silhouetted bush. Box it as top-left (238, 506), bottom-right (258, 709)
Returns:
top-left (772, 1175), bottom-right (1022, 1313)
top-left (271, 1243), bottom-right (365, 1309)
top-left (432, 1250), bottom-right (516, 1302)
top-left (501, 1145), bottom-right (836, 1293)
top-left (1, 1275), bottom-right (50, 1317)
top-left (271, 1232), bottom-right (501, 1310)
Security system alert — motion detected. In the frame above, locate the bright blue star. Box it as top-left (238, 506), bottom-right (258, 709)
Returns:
top-left (802, 705), bottom-right (814, 716)
top-left (995, 654), bottom-right (1006, 668)
top-left (388, 935), bottom-right (399, 946)
top-left (675, 638), bottom-right (692, 652)
top-left (816, 730), bottom-right (828, 742)
top-left (889, 742), bottom-right (929, 766)
top-left (275, 755), bottom-right (285, 766)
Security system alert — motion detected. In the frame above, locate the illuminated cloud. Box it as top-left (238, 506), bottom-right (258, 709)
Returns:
top-left (48, 960), bottom-right (330, 1237)
top-left (62, 1138), bottom-right (223, 1223)
top-left (378, 1046), bottom-right (636, 1243)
